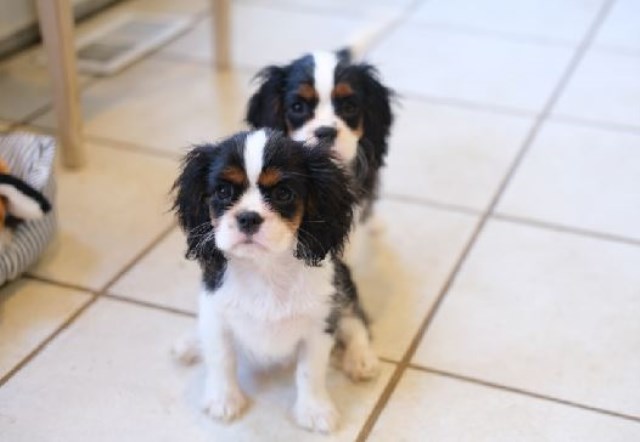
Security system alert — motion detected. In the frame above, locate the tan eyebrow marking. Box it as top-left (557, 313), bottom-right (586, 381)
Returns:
top-left (297, 84), bottom-right (318, 100)
top-left (332, 82), bottom-right (354, 98)
top-left (220, 166), bottom-right (247, 185)
top-left (258, 168), bottom-right (282, 187)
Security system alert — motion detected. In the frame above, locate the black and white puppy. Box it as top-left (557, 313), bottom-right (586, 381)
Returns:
top-left (246, 49), bottom-right (393, 220)
top-left (173, 129), bottom-right (375, 433)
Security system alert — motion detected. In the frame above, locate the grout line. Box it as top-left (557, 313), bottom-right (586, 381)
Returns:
top-left (98, 222), bottom-right (178, 293)
top-left (23, 274), bottom-right (97, 294)
top-left (383, 193), bottom-right (481, 216)
top-left (550, 114), bottom-right (640, 136)
top-left (402, 20), bottom-right (579, 48)
top-left (103, 292), bottom-right (196, 318)
top-left (0, 222), bottom-right (178, 388)
top-left (355, 1), bottom-right (617, 439)
top-left (0, 293), bottom-right (99, 387)
top-left (492, 214), bottom-right (640, 248)
top-left (410, 365), bottom-right (640, 425)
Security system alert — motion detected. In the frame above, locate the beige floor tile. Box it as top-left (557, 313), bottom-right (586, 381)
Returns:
top-left (370, 369), bottom-right (640, 442)
top-left (409, 0), bottom-right (604, 44)
top-left (110, 228), bottom-right (200, 313)
top-left (552, 51), bottom-right (640, 128)
top-left (30, 142), bottom-right (178, 290)
top-left (414, 219), bottom-right (640, 417)
top-left (0, 280), bottom-right (91, 378)
top-left (594, 0), bottom-right (640, 54)
top-left (383, 98), bottom-right (533, 210)
top-left (352, 201), bottom-right (478, 361)
top-left (108, 199), bottom-right (478, 362)
top-left (160, 3), bottom-right (364, 67)
top-left (0, 298), bottom-right (394, 441)
top-left (497, 122), bottom-right (640, 240)
top-left (33, 57), bottom-right (252, 154)
top-left (370, 26), bottom-right (573, 112)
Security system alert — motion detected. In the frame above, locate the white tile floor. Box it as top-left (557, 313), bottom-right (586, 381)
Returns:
top-left (1, 0), bottom-right (640, 441)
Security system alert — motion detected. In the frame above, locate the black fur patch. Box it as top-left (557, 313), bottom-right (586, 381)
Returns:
top-left (325, 258), bottom-right (369, 335)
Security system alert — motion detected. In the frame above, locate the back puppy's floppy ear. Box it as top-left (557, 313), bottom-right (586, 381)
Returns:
top-left (360, 65), bottom-right (394, 167)
top-left (246, 66), bottom-right (287, 130)
top-left (296, 145), bottom-right (355, 266)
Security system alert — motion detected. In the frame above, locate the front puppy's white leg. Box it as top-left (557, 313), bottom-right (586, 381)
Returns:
top-left (199, 311), bottom-right (248, 422)
top-left (293, 330), bottom-right (339, 433)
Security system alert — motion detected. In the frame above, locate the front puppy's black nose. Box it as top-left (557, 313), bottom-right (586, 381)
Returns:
top-left (236, 211), bottom-right (263, 235)
top-left (314, 126), bottom-right (338, 141)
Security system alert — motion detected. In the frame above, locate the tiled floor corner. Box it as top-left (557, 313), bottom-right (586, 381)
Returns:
top-left (2, 0), bottom-right (640, 440)
top-left (0, 280), bottom-right (91, 379)
top-left (496, 121), bottom-right (640, 241)
top-left (0, 298), bottom-right (394, 442)
top-left (413, 219), bottom-right (640, 417)
top-left (369, 369), bottom-right (640, 442)
top-left (384, 97), bottom-right (533, 210)
top-left (29, 141), bottom-right (178, 290)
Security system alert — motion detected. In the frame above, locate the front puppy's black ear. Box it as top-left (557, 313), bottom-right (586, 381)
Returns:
top-left (360, 65), bottom-right (394, 167)
top-left (172, 145), bottom-right (219, 261)
top-left (246, 66), bottom-right (287, 130)
top-left (296, 146), bottom-right (356, 266)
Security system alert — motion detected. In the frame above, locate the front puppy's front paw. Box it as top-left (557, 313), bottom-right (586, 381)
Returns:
top-left (202, 387), bottom-right (249, 422)
top-left (293, 397), bottom-right (339, 434)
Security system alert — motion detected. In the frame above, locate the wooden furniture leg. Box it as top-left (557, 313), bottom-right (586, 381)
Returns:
top-left (36, 0), bottom-right (85, 168)
top-left (211, 0), bottom-right (231, 70)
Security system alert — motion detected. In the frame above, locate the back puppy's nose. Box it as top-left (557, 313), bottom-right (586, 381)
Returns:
top-left (314, 126), bottom-right (338, 141)
top-left (236, 211), bottom-right (263, 235)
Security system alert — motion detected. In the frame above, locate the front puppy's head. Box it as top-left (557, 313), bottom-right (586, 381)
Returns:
top-left (246, 51), bottom-right (393, 168)
top-left (173, 129), bottom-right (354, 266)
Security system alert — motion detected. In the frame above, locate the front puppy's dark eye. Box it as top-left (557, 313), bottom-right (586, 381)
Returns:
top-left (290, 101), bottom-right (306, 115)
top-left (340, 101), bottom-right (358, 117)
top-left (214, 183), bottom-right (234, 201)
top-left (273, 186), bottom-right (294, 204)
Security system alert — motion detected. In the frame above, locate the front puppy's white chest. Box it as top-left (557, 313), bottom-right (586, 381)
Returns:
top-left (206, 260), bottom-right (333, 364)
top-left (227, 312), bottom-right (316, 364)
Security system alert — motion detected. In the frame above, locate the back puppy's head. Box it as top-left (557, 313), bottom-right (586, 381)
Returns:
top-left (246, 51), bottom-right (393, 169)
top-left (173, 129), bottom-right (354, 267)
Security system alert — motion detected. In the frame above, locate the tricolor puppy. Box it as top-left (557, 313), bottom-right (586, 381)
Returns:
top-left (173, 129), bottom-right (376, 433)
top-left (246, 48), bottom-right (393, 220)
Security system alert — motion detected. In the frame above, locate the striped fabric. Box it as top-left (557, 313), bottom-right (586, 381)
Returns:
top-left (0, 133), bottom-right (57, 286)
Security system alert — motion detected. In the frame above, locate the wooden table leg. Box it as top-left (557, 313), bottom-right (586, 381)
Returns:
top-left (36, 0), bottom-right (85, 168)
top-left (211, 0), bottom-right (231, 70)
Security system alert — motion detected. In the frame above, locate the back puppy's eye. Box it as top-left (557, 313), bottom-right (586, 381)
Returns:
top-left (272, 186), bottom-right (294, 203)
top-left (214, 182), bottom-right (234, 201)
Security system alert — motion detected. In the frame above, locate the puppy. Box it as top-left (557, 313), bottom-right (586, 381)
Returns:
top-left (246, 48), bottom-right (393, 221)
top-left (173, 129), bottom-right (375, 432)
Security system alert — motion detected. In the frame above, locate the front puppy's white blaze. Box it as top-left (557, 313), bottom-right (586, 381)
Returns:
top-left (291, 51), bottom-right (359, 164)
top-left (244, 129), bottom-right (267, 185)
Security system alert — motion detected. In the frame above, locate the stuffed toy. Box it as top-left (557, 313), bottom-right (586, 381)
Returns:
top-left (0, 158), bottom-right (52, 249)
